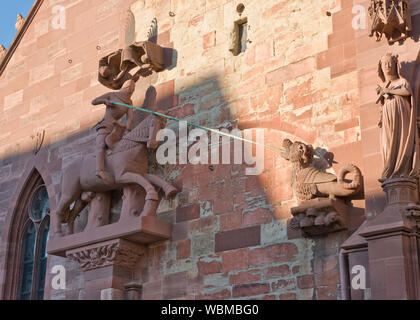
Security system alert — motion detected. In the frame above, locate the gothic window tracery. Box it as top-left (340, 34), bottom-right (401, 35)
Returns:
top-left (18, 184), bottom-right (50, 300)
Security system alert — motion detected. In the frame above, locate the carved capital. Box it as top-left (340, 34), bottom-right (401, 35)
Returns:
top-left (66, 239), bottom-right (145, 271)
top-left (381, 177), bottom-right (419, 205)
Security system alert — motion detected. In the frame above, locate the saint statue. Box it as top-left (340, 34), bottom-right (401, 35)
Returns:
top-left (377, 53), bottom-right (419, 181)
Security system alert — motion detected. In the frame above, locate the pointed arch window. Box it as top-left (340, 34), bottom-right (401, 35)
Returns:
top-left (18, 184), bottom-right (50, 300)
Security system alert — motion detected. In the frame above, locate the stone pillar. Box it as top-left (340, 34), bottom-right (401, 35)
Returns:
top-left (66, 239), bottom-right (145, 300)
top-left (360, 177), bottom-right (420, 299)
top-left (124, 281), bottom-right (143, 300)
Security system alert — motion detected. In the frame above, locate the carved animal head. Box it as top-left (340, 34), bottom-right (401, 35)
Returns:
top-left (281, 139), bottom-right (314, 166)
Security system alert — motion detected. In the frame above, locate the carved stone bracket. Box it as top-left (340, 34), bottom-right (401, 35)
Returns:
top-left (66, 239), bottom-right (145, 271)
top-left (47, 213), bottom-right (170, 257)
top-left (289, 198), bottom-right (349, 237)
top-left (405, 203), bottom-right (420, 230)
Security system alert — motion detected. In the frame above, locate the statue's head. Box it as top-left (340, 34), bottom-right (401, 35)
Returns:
top-left (378, 53), bottom-right (400, 82)
top-left (282, 139), bottom-right (314, 166)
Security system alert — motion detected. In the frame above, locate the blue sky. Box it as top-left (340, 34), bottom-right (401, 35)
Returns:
top-left (0, 1), bottom-right (35, 49)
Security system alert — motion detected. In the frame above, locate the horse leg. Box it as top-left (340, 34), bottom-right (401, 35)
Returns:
top-left (67, 198), bottom-right (88, 235)
top-left (53, 166), bottom-right (82, 237)
top-left (54, 192), bottom-right (80, 236)
top-left (144, 173), bottom-right (178, 199)
top-left (117, 172), bottom-right (159, 200)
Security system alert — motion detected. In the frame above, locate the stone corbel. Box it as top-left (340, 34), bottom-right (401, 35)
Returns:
top-left (66, 239), bottom-right (146, 271)
top-left (289, 198), bottom-right (349, 237)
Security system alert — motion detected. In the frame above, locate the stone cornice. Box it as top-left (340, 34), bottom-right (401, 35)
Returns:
top-left (0, 0), bottom-right (44, 77)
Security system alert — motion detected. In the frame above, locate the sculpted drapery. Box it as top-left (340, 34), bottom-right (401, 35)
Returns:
top-left (377, 53), bottom-right (419, 181)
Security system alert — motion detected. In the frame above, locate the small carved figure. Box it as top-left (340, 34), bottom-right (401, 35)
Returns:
top-left (281, 139), bottom-right (362, 200)
top-left (368, 0), bottom-right (412, 43)
top-left (376, 53), bottom-right (419, 181)
top-left (0, 45), bottom-right (6, 63)
top-left (15, 14), bottom-right (24, 31)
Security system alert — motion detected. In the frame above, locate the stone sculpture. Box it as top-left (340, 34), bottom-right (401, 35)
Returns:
top-left (98, 41), bottom-right (164, 90)
top-left (92, 77), bottom-right (137, 184)
top-left (0, 45), bottom-right (6, 63)
top-left (368, 0), bottom-right (412, 43)
top-left (281, 139), bottom-right (362, 200)
top-left (15, 14), bottom-right (24, 31)
top-left (376, 53), bottom-right (419, 181)
top-left (50, 36), bottom-right (175, 237)
top-left (54, 106), bottom-right (178, 236)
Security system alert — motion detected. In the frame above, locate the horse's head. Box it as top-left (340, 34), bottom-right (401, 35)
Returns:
top-left (119, 114), bottom-right (167, 150)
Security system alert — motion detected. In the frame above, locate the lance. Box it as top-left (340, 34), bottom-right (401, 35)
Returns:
top-left (110, 101), bottom-right (287, 154)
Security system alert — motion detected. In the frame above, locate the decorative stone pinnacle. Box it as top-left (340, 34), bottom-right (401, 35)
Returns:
top-left (0, 45), bottom-right (6, 63)
top-left (15, 14), bottom-right (25, 31)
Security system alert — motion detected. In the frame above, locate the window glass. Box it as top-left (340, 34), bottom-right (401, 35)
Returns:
top-left (239, 22), bottom-right (248, 53)
top-left (19, 223), bottom-right (36, 300)
top-left (36, 218), bottom-right (50, 300)
top-left (18, 184), bottom-right (50, 300)
top-left (29, 186), bottom-right (49, 221)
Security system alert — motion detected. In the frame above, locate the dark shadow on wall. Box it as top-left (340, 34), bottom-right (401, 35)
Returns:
top-left (407, 14), bottom-right (420, 43)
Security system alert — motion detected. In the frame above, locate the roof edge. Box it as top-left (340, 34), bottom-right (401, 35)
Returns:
top-left (0, 0), bottom-right (45, 77)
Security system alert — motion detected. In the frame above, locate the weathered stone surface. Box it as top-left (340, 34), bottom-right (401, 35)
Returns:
top-left (215, 226), bottom-right (260, 252)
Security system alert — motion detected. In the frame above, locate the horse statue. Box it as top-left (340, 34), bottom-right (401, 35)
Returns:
top-left (53, 113), bottom-right (178, 236)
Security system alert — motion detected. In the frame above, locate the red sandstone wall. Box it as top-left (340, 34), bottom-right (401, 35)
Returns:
top-left (0, 0), bottom-right (374, 300)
